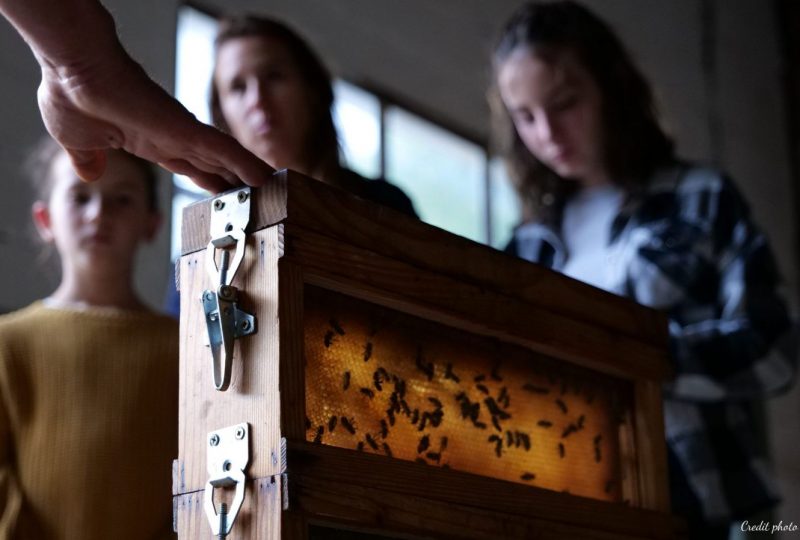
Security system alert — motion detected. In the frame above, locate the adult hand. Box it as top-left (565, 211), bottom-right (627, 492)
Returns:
top-left (38, 44), bottom-right (273, 193)
top-left (2, 0), bottom-right (273, 193)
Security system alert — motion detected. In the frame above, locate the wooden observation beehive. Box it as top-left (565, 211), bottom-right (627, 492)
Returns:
top-left (172, 170), bottom-right (681, 539)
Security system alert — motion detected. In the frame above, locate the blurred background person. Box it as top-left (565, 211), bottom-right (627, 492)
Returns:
top-left (211, 14), bottom-right (417, 216)
top-left (491, 2), bottom-right (797, 538)
top-left (0, 138), bottom-right (177, 538)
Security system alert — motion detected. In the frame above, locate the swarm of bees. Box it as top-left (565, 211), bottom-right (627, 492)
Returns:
top-left (304, 292), bottom-right (629, 503)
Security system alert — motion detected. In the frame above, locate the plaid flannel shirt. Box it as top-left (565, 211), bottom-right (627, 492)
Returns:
top-left (507, 161), bottom-right (797, 524)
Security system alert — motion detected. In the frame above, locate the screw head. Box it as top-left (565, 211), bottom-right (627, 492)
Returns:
top-left (208, 312), bottom-right (218, 322)
top-left (237, 191), bottom-right (249, 203)
top-left (240, 320), bottom-right (251, 331)
top-left (219, 285), bottom-right (235, 300)
top-left (235, 426), bottom-right (246, 440)
top-left (209, 434), bottom-right (220, 446)
top-left (213, 199), bottom-right (225, 211)
top-left (204, 291), bottom-right (215, 301)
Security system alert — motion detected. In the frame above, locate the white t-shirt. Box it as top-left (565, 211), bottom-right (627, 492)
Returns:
top-left (561, 184), bottom-right (625, 293)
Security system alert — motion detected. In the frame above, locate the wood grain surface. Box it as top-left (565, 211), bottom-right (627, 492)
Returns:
top-left (181, 171), bottom-right (667, 351)
top-left (177, 170), bottom-right (678, 539)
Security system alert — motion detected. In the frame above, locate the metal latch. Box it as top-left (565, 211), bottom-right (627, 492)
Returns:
top-left (205, 423), bottom-right (250, 538)
top-left (203, 188), bottom-right (257, 391)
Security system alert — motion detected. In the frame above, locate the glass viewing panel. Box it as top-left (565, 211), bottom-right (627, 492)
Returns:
top-left (304, 286), bottom-right (635, 504)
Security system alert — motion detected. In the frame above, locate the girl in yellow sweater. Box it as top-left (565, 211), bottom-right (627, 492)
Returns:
top-left (0, 139), bottom-right (178, 539)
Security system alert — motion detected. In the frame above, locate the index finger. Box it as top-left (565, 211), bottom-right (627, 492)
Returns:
top-left (159, 159), bottom-right (234, 194)
top-left (66, 147), bottom-right (107, 182)
top-left (196, 127), bottom-right (275, 187)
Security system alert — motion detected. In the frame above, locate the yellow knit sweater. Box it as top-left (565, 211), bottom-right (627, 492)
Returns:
top-left (0, 302), bottom-right (178, 539)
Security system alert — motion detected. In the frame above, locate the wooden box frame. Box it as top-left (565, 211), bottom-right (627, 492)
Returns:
top-left (173, 171), bottom-right (681, 539)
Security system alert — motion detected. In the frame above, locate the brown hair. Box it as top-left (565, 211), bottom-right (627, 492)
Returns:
top-left (26, 136), bottom-right (159, 211)
top-left (24, 136), bottom-right (159, 272)
top-left (210, 15), bottom-right (340, 178)
top-left (490, 1), bottom-right (674, 221)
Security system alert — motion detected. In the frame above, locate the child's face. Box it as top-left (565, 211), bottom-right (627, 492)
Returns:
top-left (33, 151), bottom-right (160, 274)
top-left (497, 47), bottom-right (607, 187)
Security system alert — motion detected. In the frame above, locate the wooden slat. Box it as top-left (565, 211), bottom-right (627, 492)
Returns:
top-left (292, 477), bottom-right (649, 540)
top-left (281, 513), bottom-right (308, 540)
top-left (181, 171), bottom-right (667, 351)
top-left (177, 226), bottom-right (283, 493)
top-left (179, 172), bottom-right (675, 539)
top-left (278, 255), bottom-right (306, 441)
top-left (632, 380), bottom-right (670, 512)
top-left (283, 224), bottom-right (669, 382)
top-left (173, 476), bottom-right (282, 539)
top-left (286, 441), bottom-right (677, 540)
top-left (619, 409), bottom-right (642, 508)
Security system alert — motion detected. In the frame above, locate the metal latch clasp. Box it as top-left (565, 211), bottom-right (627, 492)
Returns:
top-left (202, 188), bottom-right (257, 391)
top-left (204, 423), bottom-right (250, 538)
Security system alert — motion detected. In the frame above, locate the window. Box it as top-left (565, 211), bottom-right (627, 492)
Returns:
top-left (332, 80), bottom-right (382, 180)
top-left (384, 108), bottom-right (486, 243)
top-left (172, 5), bottom-right (520, 259)
top-left (171, 5), bottom-right (219, 259)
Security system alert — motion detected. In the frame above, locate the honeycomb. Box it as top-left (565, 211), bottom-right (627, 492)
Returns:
top-left (304, 286), bottom-right (632, 503)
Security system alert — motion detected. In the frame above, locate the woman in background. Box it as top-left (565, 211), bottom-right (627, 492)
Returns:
top-left (491, 2), bottom-right (796, 538)
top-left (211, 14), bottom-right (417, 217)
top-left (165, 15), bottom-right (418, 317)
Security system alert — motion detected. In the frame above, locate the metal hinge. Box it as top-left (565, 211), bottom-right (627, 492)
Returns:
top-left (280, 437), bottom-right (289, 511)
top-left (204, 423), bottom-right (250, 538)
top-left (202, 188), bottom-right (257, 391)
